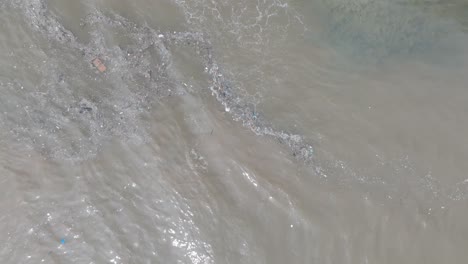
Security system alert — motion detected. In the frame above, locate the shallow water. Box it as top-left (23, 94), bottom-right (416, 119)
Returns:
top-left (1, 0), bottom-right (468, 263)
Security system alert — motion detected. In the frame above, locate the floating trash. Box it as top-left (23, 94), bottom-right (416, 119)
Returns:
top-left (92, 58), bottom-right (107, 73)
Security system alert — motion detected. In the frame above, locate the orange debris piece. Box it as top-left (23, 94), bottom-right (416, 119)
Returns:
top-left (92, 58), bottom-right (107, 73)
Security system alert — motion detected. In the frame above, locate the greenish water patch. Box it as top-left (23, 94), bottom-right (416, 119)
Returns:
top-left (307, 0), bottom-right (467, 63)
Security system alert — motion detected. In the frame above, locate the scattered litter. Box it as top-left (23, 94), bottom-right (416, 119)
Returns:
top-left (91, 57), bottom-right (107, 73)
top-left (60, 238), bottom-right (66, 245)
top-left (78, 99), bottom-right (95, 114)
top-left (79, 106), bottom-right (92, 114)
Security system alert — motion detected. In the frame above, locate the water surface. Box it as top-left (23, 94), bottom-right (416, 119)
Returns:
top-left (1, 0), bottom-right (468, 263)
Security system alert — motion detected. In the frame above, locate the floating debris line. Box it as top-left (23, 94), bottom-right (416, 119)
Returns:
top-left (7, 0), bottom-right (315, 162)
top-left (6, 0), bottom-right (468, 201)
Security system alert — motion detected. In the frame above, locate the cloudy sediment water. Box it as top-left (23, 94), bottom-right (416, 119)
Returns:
top-left (1, 0), bottom-right (468, 263)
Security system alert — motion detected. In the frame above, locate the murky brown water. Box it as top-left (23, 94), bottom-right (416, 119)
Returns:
top-left (1, 0), bottom-right (468, 263)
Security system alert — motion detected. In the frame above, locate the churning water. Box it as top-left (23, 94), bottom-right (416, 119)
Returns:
top-left (1, 0), bottom-right (468, 263)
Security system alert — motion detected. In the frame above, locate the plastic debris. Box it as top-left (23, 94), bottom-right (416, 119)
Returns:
top-left (91, 57), bottom-right (107, 73)
top-left (60, 238), bottom-right (66, 245)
